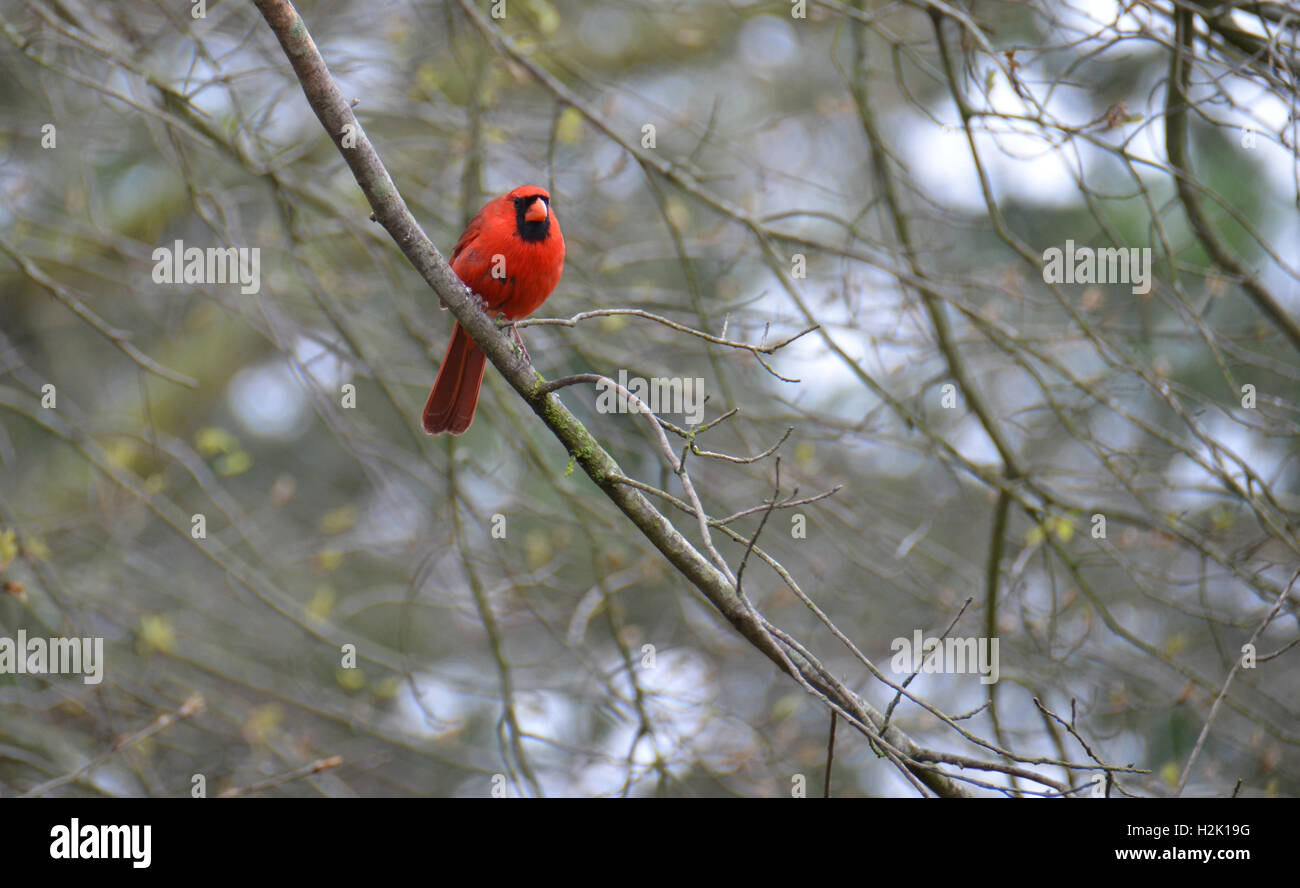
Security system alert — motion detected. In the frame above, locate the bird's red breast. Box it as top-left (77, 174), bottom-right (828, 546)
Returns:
top-left (421, 185), bottom-right (565, 435)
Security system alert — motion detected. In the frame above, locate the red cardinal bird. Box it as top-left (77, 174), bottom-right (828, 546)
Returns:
top-left (422, 185), bottom-right (565, 435)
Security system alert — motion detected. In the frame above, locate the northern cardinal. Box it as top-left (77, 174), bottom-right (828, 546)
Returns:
top-left (422, 185), bottom-right (565, 435)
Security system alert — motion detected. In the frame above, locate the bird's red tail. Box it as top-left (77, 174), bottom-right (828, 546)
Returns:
top-left (422, 323), bottom-right (487, 435)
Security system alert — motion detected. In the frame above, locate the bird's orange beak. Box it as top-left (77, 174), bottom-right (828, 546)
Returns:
top-left (524, 197), bottom-right (548, 223)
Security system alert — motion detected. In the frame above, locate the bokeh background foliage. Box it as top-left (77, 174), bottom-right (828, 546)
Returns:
top-left (0, 0), bottom-right (1297, 796)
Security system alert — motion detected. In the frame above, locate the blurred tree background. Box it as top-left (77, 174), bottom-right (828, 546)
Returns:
top-left (0, 0), bottom-right (1297, 797)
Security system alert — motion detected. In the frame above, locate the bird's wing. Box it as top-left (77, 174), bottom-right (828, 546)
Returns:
top-left (450, 205), bottom-right (487, 267)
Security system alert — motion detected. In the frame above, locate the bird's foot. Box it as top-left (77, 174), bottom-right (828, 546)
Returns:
top-left (510, 324), bottom-right (530, 363)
